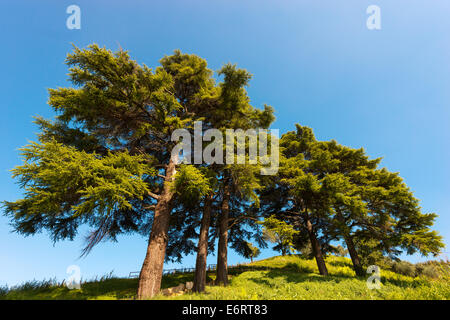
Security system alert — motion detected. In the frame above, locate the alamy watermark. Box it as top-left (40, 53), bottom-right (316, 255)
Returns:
top-left (171, 121), bottom-right (279, 175)
top-left (65, 5), bottom-right (381, 31)
top-left (65, 265), bottom-right (81, 290)
top-left (367, 5), bottom-right (381, 30)
top-left (66, 5), bottom-right (81, 30)
top-left (366, 265), bottom-right (381, 289)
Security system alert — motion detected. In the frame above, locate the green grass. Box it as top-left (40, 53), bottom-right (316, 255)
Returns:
top-left (1, 255), bottom-right (449, 300)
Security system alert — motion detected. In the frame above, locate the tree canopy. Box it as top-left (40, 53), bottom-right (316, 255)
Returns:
top-left (3, 44), bottom-right (445, 298)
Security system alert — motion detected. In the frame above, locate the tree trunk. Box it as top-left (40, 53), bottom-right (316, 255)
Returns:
top-left (335, 208), bottom-right (364, 276)
top-left (305, 215), bottom-right (329, 276)
top-left (343, 235), bottom-right (364, 276)
top-left (136, 159), bottom-right (177, 299)
top-left (193, 193), bottom-right (213, 293)
top-left (215, 183), bottom-right (230, 286)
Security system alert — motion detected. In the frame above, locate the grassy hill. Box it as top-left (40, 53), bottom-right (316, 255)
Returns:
top-left (1, 255), bottom-right (449, 300)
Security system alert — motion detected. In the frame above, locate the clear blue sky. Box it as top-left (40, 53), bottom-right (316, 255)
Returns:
top-left (1, 0), bottom-right (449, 287)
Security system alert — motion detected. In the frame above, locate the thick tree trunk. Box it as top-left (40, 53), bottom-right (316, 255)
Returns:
top-left (335, 209), bottom-right (364, 276)
top-left (343, 235), bottom-right (364, 276)
top-left (305, 215), bottom-right (329, 276)
top-left (136, 159), bottom-right (177, 299)
top-left (215, 183), bottom-right (230, 286)
top-left (193, 193), bottom-right (213, 293)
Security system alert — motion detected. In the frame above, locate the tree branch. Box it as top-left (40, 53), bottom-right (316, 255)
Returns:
top-left (148, 191), bottom-right (160, 200)
top-left (228, 215), bottom-right (259, 230)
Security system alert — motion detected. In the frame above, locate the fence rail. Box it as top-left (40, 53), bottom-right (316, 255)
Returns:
top-left (128, 263), bottom-right (271, 279)
top-left (128, 264), bottom-right (218, 278)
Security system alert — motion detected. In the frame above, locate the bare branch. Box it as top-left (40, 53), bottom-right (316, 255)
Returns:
top-left (148, 191), bottom-right (160, 200)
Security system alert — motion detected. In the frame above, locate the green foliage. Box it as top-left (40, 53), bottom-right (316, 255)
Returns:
top-left (4, 44), bottom-right (234, 256)
top-left (273, 123), bottom-right (445, 273)
top-left (172, 165), bottom-right (212, 203)
top-left (415, 261), bottom-right (449, 279)
top-left (240, 241), bottom-right (261, 262)
top-left (392, 261), bottom-right (416, 277)
top-left (295, 242), bottom-right (313, 258)
top-left (229, 163), bottom-right (263, 207)
top-left (391, 260), bottom-right (450, 279)
top-left (354, 239), bottom-right (395, 269)
top-left (418, 265), bottom-right (441, 279)
top-left (3, 140), bottom-right (151, 242)
top-left (259, 216), bottom-right (299, 255)
top-left (160, 49), bottom-right (216, 107)
top-left (334, 245), bottom-right (349, 257)
top-left (151, 47), bottom-right (276, 261)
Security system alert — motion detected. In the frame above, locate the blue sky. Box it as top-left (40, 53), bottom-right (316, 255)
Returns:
top-left (1, 0), bottom-right (449, 286)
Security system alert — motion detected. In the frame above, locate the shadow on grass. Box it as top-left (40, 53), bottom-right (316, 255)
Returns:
top-left (248, 269), bottom-right (354, 287)
top-left (80, 278), bottom-right (138, 299)
top-left (228, 262), bottom-right (313, 275)
top-left (241, 263), bottom-right (426, 290)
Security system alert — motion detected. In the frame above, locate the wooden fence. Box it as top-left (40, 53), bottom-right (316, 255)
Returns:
top-left (128, 264), bottom-right (218, 278)
top-left (128, 263), bottom-right (272, 278)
